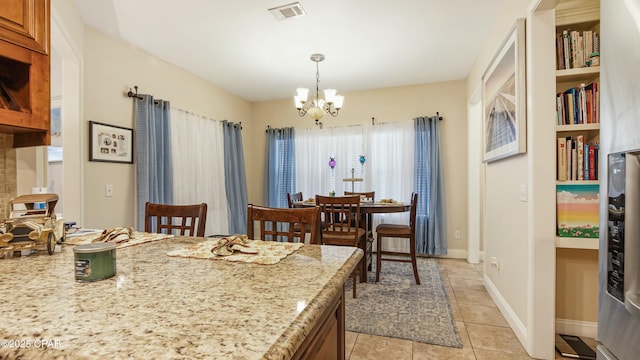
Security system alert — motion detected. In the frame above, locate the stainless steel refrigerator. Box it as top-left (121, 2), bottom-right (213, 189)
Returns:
top-left (597, 1), bottom-right (640, 359)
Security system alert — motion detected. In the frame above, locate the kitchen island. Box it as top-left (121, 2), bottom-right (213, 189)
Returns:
top-left (0, 236), bottom-right (362, 359)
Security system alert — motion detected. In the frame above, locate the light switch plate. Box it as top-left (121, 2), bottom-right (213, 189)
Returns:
top-left (519, 184), bottom-right (527, 202)
top-left (105, 184), bottom-right (113, 197)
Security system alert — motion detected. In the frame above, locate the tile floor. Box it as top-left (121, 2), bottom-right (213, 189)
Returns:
top-left (344, 258), bottom-right (598, 360)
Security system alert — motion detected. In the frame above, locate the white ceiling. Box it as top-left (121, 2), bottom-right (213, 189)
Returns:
top-left (74, 0), bottom-right (507, 102)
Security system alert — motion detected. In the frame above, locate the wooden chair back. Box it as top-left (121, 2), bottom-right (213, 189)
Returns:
top-left (144, 202), bottom-right (208, 237)
top-left (344, 191), bottom-right (375, 230)
top-left (409, 192), bottom-right (418, 235)
top-left (247, 204), bottom-right (321, 244)
top-left (344, 191), bottom-right (375, 202)
top-left (287, 192), bottom-right (304, 208)
top-left (315, 195), bottom-right (364, 247)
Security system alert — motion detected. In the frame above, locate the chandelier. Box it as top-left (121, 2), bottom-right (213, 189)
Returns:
top-left (294, 53), bottom-right (344, 124)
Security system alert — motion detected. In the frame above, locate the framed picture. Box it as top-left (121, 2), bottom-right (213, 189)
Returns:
top-left (89, 121), bottom-right (134, 164)
top-left (482, 18), bottom-right (526, 162)
top-left (556, 184), bottom-right (600, 238)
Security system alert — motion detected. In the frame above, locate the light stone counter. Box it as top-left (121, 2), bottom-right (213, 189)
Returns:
top-left (0, 237), bottom-right (362, 359)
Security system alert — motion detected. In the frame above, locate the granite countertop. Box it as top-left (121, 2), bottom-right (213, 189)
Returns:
top-left (0, 237), bottom-right (362, 359)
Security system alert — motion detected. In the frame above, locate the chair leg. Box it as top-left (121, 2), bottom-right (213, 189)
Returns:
top-left (375, 233), bottom-right (382, 282)
top-left (352, 271), bottom-right (357, 298)
top-left (410, 236), bottom-right (420, 285)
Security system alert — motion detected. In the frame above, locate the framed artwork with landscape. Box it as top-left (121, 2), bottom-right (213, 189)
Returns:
top-left (482, 18), bottom-right (526, 162)
top-left (89, 121), bottom-right (134, 164)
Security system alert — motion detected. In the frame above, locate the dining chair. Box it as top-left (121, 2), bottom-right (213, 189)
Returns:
top-left (287, 191), bottom-right (304, 208)
top-left (344, 190), bottom-right (375, 242)
top-left (247, 204), bottom-right (321, 244)
top-left (375, 192), bottom-right (420, 284)
top-left (287, 191), bottom-right (314, 236)
top-left (144, 202), bottom-right (208, 237)
top-left (316, 195), bottom-right (366, 297)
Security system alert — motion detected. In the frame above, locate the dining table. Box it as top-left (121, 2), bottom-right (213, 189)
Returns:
top-left (294, 198), bottom-right (410, 282)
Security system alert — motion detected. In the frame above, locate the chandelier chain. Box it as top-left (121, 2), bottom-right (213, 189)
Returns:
top-left (315, 61), bottom-right (320, 105)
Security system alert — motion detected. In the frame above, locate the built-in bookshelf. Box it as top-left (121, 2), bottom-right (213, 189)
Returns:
top-left (555, 0), bottom-right (600, 250)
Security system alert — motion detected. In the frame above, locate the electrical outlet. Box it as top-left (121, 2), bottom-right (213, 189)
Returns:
top-left (454, 230), bottom-right (461, 239)
top-left (105, 184), bottom-right (113, 197)
top-left (489, 257), bottom-right (500, 272)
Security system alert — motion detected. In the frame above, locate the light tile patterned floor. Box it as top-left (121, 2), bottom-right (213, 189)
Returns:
top-left (345, 258), bottom-right (597, 360)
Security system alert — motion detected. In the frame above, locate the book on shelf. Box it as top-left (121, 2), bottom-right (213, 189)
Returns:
top-left (588, 144), bottom-right (599, 180)
top-left (558, 137), bottom-right (568, 181)
top-left (556, 80), bottom-right (600, 125)
top-left (567, 137), bottom-right (572, 180)
top-left (580, 83), bottom-right (587, 125)
top-left (557, 94), bottom-right (564, 125)
top-left (571, 144), bottom-right (578, 180)
top-left (556, 28), bottom-right (600, 70)
top-left (557, 33), bottom-right (565, 70)
top-left (584, 144), bottom-right (590, 180)
top-left (577, 135), bottom-right (584, 180)
top-left (557, 136), bottom-right (600, 181)
top-left (562, 29), bottom-right (570, 70)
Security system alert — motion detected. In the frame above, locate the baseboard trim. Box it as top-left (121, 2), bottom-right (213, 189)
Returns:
top-left (555, 318), bottom-right (598, 340)
top-left (483, 274), bottom-right (529, 349)
top-left (439, 249), bottom-right (467, 259)
top-left (420, 249), bottom-right (479, 262)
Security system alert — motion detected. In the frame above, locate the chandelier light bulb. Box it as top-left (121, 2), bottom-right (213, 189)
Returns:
top-left (333, 95), bottom-right (344, 109)
top-left (324, 89), bottom-right (337, 104)
top-left (296, 88), bottom-right (309, 102)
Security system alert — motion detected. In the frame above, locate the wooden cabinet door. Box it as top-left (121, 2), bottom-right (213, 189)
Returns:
top-left (0, 0), bottom-right (49, 54)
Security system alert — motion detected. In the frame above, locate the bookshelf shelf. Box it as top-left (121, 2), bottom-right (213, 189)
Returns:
top-left (557, 123), bottom-right (599, 132)
top-left (556, 66), bottom-right (600, 82)
top-left (556, 180), bottom-right (599, 185)
top-left (555, 236), bottom-right (599, 250)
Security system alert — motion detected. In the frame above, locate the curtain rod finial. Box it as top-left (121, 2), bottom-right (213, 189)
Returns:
top-left (127, 85), bottom-right (143, 100)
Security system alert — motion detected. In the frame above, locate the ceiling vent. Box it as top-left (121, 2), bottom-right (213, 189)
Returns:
top-left (269, 2), bottom-right (307, 20)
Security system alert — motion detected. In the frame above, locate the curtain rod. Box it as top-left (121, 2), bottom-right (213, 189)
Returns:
top-left (126, 85), bottom-right (165, 106)
top-left (370, 112), bottom-right (443, 126)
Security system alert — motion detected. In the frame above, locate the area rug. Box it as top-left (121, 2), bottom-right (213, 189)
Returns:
top-left (344, 257), bottom-right (462, 348)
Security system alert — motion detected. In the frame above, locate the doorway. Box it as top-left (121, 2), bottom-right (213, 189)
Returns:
top-left (15, 16), bottom-right (83, 225)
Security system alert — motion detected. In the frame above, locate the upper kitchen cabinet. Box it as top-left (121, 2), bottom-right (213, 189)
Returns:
top-left (0, 0), bottom-right (50, 147)
top-left (0, 0), bottom-right (49, 54)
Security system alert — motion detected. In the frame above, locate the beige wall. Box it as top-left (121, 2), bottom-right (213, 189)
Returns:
top-left (465, 0), bottom-right (597, 356)
top-left (81, 27), bottom-right (251, 229)
top-left (556, 248), bottom-right (598, 322)
top-left (250, 81), bottom-right (469, 255)
top-left (465, 0), bottom-right (547, 356)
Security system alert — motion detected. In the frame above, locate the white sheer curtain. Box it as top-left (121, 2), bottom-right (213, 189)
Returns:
top-left (295, 121), bottom-right (414, 252)
top-left (170, 109), bottom-right (230, 236)
top-left (366, 120), bottom-right (415, 252)
top-left (295, 126), bottom-right (367, 197)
